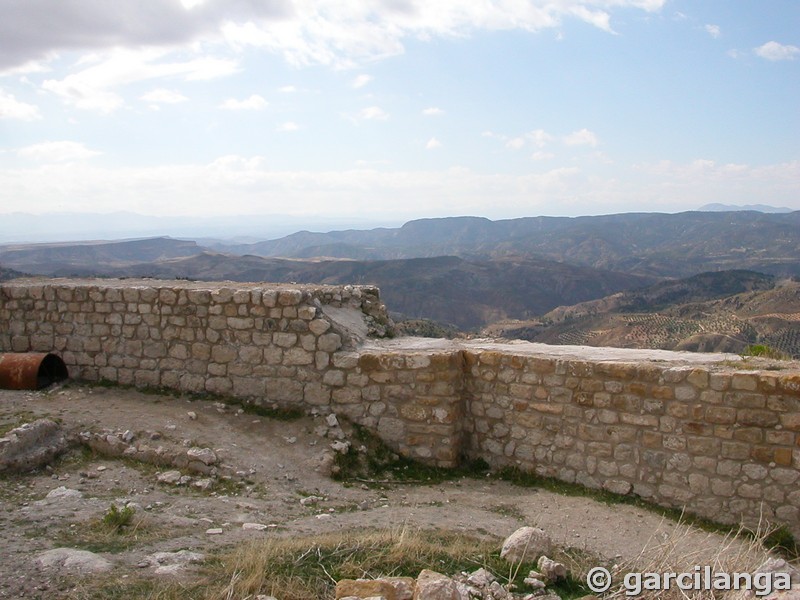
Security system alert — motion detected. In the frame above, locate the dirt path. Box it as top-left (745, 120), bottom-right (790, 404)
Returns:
top-left (0, 385), bottom-right (764, 598)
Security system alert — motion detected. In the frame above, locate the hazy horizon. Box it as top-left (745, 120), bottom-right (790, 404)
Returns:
top-left (1, 1), bottom-right (798, 222)
top-left (0, 204), bottom-right (796, 245)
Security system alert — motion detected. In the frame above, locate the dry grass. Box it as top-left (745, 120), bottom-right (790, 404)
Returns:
top-left (606, 516), bottom-right (780, 600)
top-left (66, 526), bottom-right (592, 600)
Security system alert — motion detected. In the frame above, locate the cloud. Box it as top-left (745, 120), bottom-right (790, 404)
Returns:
top-left (278, 85), bottom-right (297, 93)
top-left (141, 88), bottom-right (188, 104)
top-left (17, 141), bottom-right (101, 162)
top-left (0, 1), bottom-right (667, 72)
top-left (426, 137), bottom-right (441, 149)
top-left (0, 89), bottom-right (41, 120)
top-left (277, 121), bottom-right (299, 131)
top-left (487, 128), bottom-right (555, 149)
top-left (422, 107), bottom-right (444, 116)
top-left (352, 74), bottom-right (371, 88)
top-left (704, 24), bottom-right (720, 39)
top-left (531, 151), bottom-right (554, 161)
top-left (358, 106), bottom-right (388, 120)
top-left (42, 48), bottom-right (238, 112)
top-left (528, 129), bottom-right (554, 148)
top-left (1, 156), bottom-right (797, 219)
top-left (563, 128), bottom-right (598, 146)
top-left (754, 41), bottom-right (799, 61)
top-left (219, 94), bottom-right (268, 110)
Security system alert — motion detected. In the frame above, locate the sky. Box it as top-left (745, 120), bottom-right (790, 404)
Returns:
top-left (0, 0), bottom-right (798, 227)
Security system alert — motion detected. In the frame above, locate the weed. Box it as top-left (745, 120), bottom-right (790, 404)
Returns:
top-left (488, 503), bottom-right (526, 521)
top-left (101, 503), bottom-right (135, 532)
top-left (764, 524), bottom-right (799, 558)
top-left (0, 410), bottom-right (40, 437)
top-left (741, 344), bottom-right (789, 360)
top-left (333, 424), bottom-right (489, 484)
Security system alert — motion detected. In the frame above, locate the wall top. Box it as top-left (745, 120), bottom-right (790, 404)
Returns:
top-left (1, 277), bottom-right (379, 295)
top-left (363, 336), bottom-right (800, 371)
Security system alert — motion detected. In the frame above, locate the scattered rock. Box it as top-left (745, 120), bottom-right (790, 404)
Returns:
top-left (242, 522), bottom-right (269, 531)
top-left (415, 569), bottom-right (459, 600)
top-left (192, 478), bottom-right (213, 491)
top-left (45, 486), bottom-right (83, 501)
top-left (326, 414), bottom-right (339, 428)
top-left (0, 419), bottom-right (69, 473)
top-left (187, 411), bottom-right (197, 420)
top-left (186, 447), bottom-right (217, 466)
top-left (330, 440), bottom-right (351, 454)
top-left (537, 555), bottom-right (567, 582)
top-left (36, 548), bottom-right (112, 573)
top-left (755, 558), bottom-right (800, 585)
top-left (300, 495), bottom-right (323, 506)
top-left (157, 470), bottom-right (183, 485)
top-left (467, 568), bottom-right (496, 588)
top-left (142, 550), bottom-right (205, 575)
top-left (205, 528), bottom-right (223, 535)
top-left (335, 578), bottom-right (399, 600)
top-left (500, 527), bottom-right (552, 564)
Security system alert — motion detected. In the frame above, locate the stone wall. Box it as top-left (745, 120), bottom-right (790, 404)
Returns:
top-left (463, 346), bottom-right (800, 533)
top-left (1, 279), bottom-right (799, 534)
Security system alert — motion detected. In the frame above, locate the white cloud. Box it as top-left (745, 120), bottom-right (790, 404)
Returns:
top-left (0, 89), bottom-right (41, 120)
top-left (42, 48), bottom-right (239, 112)
top-left (141, 88), bottom-right (188, 104)
top-left (278, 85), bottom-right (297, 93)
top-left (17, 141), bottom-right (101, 162)
top-left (704, 24), bottom-right (720, 39)
top-left (563, 128), bottom-right (599, 146)
top-left (277, 121), bottom-right (299, 131)
top-left (1, 156), bottom-right (797, 219)
top-left (422, 107), bottom-right (444, 116)
top-left (754, 41), bottom-right (800, 61)
top-left (426, 137), bottom-right (441, 149)
top-left (358, 106), bottom-right (388, 120)
top-left (528, 129), bottom-right (554, 148)
top-left (352, 74), bottom-right (372, 88)
top-left (487, 128), bottom-right (555, 149)
top-left (220, 94), bottom-right (268, 110)
top-left (0, 1), bottom-right (668, 74)
top-left (217, 1), bottom-right (665, 69)
top-left (531, 151), bottom-right (554, 161)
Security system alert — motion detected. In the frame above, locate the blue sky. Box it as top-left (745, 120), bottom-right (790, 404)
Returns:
top-left (0, 0), bottom-right (797, 225)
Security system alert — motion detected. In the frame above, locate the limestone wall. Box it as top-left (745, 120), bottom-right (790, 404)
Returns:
top-left (1, 279), bottom-right (799, 534)
top-left (463, 347), bottom-right (800, 532)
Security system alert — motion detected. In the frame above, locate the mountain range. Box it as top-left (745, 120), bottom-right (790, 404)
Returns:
top-left (1, 210), bottom-right (798, 342)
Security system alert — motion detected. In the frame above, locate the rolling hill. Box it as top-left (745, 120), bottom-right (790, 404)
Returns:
top-left (218, 211), bottom-right (800, 278)
top-left (24, 251), bottom-right (653, 330)
top-left (484, 271), bottom-right (800, 357)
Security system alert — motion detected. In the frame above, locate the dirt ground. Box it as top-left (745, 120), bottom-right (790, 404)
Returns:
top-left (0, 384), bottom-right (767, 599)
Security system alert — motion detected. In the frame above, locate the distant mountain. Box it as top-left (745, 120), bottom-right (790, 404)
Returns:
top-left (9, 250), bottom-right (653, 330)
top-left (485, 271), bottom-right (800, 358)
top-left (221, 211), bottom-right (800, 278)
top-left (0, 266), bottom-right (25, 282)
top-left (698, 203), bottom-right (793, 213)
top-left (0, 212), bottom-right (398, 244)
top-left (0, 237), bottom-right (201, 273)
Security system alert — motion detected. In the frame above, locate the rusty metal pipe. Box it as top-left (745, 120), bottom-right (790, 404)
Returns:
top-left (0, 353), bottom-right (69, 390)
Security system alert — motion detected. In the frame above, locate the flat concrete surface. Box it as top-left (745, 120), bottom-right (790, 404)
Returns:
top-left (365, 336), bottom-right (800, 370)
